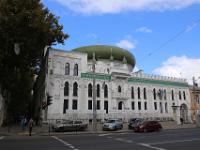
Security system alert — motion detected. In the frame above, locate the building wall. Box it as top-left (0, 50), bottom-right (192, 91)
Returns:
top-left (190, 87), bottom-right (200, 123)
top-left (44, 49), bottom-right (191, 123)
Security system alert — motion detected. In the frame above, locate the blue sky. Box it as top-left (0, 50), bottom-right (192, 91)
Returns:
top-left (42, 0), bottom-right (200, 84)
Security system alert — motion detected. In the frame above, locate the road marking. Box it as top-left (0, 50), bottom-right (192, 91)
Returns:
top-left (0, 136), bottom-right (4, 140)
top-left (115, 138), bottom-right (133, 143)
top-left (139, 138), bottom-right (200, 150)
top-left (98, 133), bottom-right (112, 136)
top-left (52, 136), bottom-right (79, 150)
top-left (139, 143), bottom-right (166, 150)
top-left (148, 138), bottom-right (200, 145)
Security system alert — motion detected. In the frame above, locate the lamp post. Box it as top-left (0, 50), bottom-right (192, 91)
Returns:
top-left (92, 52), bottom-right (97, 132)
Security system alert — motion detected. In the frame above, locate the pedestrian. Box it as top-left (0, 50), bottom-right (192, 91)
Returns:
top-left (180, 117), bottom-right (183, 125)
top-left (28, 118), bottom-right (34, 136)
top-left (21, 116), bottom-right (27, 130)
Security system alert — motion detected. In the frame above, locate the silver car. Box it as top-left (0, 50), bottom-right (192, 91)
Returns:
top-left (102, 119), bottom-right (123, 131)
top-left (52, 120), bottom-right (88, 132)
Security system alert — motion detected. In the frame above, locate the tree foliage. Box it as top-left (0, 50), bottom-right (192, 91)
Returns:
top-left (0, 0), bottom-right (68, 121)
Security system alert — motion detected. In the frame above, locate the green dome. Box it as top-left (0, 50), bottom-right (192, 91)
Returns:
top-left (72, 45), bottom-right (136, 67)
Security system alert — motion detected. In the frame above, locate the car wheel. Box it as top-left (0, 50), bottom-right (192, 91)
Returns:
top-left (143, 128), bottom-right (147, 132)
top-left (58, 127), bottom-right (64, 132)
top-left (157, 127), bottom-right (162, 132)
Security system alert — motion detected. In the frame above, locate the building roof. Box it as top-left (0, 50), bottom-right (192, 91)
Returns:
top-left (72, 45), bottom-right (136, 67)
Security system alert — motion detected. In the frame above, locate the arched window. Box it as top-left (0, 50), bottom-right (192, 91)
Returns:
top-left (73, 82), bottom-right (78, 96)
top-left (118, 101), bottom-right (123, 110)
top-left (153, 88), bottom-right (156, 100)
top-left (97, 84), bottom-right (100, 97)
top-left (118, 86), bottom-right (121, 93)
top-left (179, 91), bottom-right (182, 100)
top-left (164, 89), bottom-right (167, 100)
top-left (65, 63), bottom-right (70, 75)
top-left (171, 90), bottom-right (174, 100)
top-left (137, 87), bottom-right (141, 99)
top-left (64, 82), bottom-right (69, 96)
top-left (104, 84), bottom-right (108, 98)
top-left (131, 87), bottom-right (134, 99)
top-left (183, 91), bottom-right (186, 100)
top-left (73, 64), bottom-right (78, 76)
top-left (88, 83), bottom-right (92, 97)
top-left (143, 88), bottom-right (147, 99)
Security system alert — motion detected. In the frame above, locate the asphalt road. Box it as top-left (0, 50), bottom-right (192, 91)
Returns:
top-left (0, 128), bottom-right (200, 150)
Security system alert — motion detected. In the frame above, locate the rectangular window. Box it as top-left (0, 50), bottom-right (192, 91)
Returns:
top-left (104, 101), bottom-right (108, 114)
top-left (88, 100), bottom-right (92, 110)
top-left (97, 100), bottom-right (100, 110)
top-left (196, 96), bottom-right (200, 104)
top-left (160, 102), bottom-right (163, 114)
top-left (165, 102), bottom-right (168, 113)
top-left (154, 102), bottom-right (157, 110)
top-left (171, 90), bottom-right (174, 101)
top-left (138, 101), bottom-right (141, 110)
top-left (144, 102), bottom-right (147, 110)
top-left (63, 99), bottom-right (68, 114)
top-left (131, 101), bottom-right (135, 110)
top-left (72, 100), bottom-right (77, 110)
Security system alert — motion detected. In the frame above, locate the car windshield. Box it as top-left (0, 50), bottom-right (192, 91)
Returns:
top-left (106, 120), bottom-right (116, 123)
top-left (74, 121), bottom-right (82, 124)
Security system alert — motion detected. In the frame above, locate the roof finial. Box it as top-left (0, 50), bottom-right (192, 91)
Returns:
top-left (110, 48), bottom-right (114, 60)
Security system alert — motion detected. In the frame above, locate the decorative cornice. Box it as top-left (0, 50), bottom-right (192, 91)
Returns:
top-left (128, 77), bottom-right (189, 87)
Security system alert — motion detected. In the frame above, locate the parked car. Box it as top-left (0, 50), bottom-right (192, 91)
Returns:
top-left (134, 121), bottom-right (162, 132)
top-left (51, 120), bottom-right (88, 132)
top-left (102, 119), bottom-right (123, 131)
top-left (128, 118), bottom-right (143, 129)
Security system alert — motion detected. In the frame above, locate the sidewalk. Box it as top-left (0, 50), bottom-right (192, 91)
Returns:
top-left (0, 121), bottom-right (198, 136)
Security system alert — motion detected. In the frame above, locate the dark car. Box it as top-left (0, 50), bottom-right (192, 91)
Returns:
top-left (128, 118), bottom-right (143, 129)
top-left (134, 121), bottom-right (162, 132)
top-left (52, 120), bottom-right (88, 132)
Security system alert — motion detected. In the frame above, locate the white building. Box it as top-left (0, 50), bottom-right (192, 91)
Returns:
top-left (43, 45), bottom-right (191, 124)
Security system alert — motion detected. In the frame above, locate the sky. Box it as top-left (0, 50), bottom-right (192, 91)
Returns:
top-left (42, 0), bottom-right (200, 85)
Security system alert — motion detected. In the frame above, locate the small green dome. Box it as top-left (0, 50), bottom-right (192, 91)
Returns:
top-left (72, 45), bottom-right (136, 67)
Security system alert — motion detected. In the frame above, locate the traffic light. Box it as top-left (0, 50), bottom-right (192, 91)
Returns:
top-left (42, 101), bottom-right (47, 109)
top-left (47, 95), bottom-right (53, 106)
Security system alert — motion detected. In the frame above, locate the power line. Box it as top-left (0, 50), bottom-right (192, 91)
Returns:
top-left (139, 18), bottom-right (200, 62)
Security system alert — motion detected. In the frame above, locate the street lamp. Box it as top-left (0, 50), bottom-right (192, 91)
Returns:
top-left (92, 52), bottom-right (97, 132)
top-left (14, 43), bottom-right (20, 55)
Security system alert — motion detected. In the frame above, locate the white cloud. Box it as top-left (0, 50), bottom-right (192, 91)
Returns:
top-left (116, 39), bottom-right (136, 49)
top-left (135, 27), bottom-right (152, 33)
top-left (153, 56), bottom-right (200, 85)
top-left (53, 0), bottom-right (200, 14)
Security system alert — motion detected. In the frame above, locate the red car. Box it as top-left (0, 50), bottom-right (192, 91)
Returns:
top-left (134, 121), bottom-right (162, 132)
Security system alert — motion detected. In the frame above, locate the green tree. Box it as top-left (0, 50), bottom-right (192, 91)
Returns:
top-left (0, 0), bottom-right (68, 123)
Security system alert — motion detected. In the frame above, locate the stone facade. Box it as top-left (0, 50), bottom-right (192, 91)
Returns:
top-left (190, 86), bottom-right (200, 123)
top-left (43, 47), bottom-right (192, 124)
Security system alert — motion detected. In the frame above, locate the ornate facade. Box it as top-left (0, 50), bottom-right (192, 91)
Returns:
top-left (43, 45), bottom-right (192, 124)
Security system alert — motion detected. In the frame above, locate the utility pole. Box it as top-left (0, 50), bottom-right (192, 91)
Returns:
top-left (92, 52), bottom-right (97, 132)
